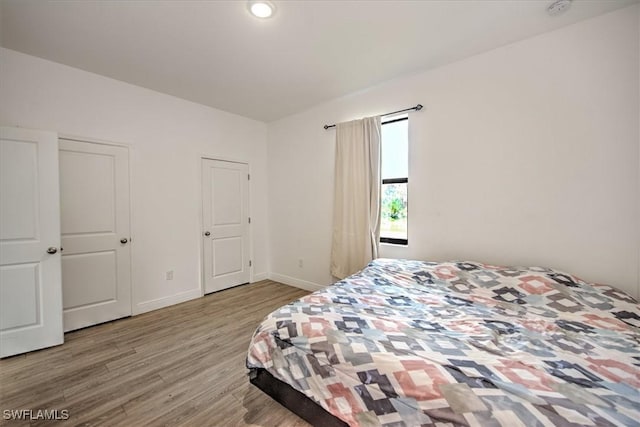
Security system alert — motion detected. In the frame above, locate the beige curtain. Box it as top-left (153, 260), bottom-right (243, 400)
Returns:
top-left (330, 116), bottom-right (381, 279)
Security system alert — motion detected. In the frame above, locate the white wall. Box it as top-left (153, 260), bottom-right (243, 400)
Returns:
top-left (267, 5), bottom-right (640, 298)
top-left (0, 47), bottom-right (269, 314)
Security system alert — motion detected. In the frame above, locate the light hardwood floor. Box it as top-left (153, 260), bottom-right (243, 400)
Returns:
top-left (0, 281), bottom-right (312, 426)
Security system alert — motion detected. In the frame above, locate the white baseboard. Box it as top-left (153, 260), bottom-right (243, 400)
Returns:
top-left (252, 272), bottom-right (269, 283)
top-left (134, 288), bottom-right (201, 315)
top-left (269, 272), bottom-right (326, 292)
top-left (133, 272), bottom-right (324, 315)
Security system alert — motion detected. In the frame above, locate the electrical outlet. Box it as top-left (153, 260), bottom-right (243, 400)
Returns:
top-left (298, 259), bottom-right (304, 268)
top-left (165, 270), bottom-right (174, 280)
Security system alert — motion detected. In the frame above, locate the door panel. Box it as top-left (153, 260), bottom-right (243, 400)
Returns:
top-left (213, 237), bottom-right (243, 275)
top-left (0, 139), bottom-right (39, 240)
top-left (59, 139), bottom-right (131, 332)
top-left (212, 168), bottom-right (242, 224)
top-left (60, 150), bottom-right (115, 234)
top-left (0, 263), bottom-right (40, 329)
top-left (0, 127), bottom-right (63, 358)
top-left (62, 251), bottom-right (117, 309)
top-left (202, 159), bottom-right (250, 293)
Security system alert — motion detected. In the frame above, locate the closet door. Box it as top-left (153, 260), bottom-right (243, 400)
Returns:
top-left (59, 139), bottom-right (131, 331)
top-left (202, 159), bottom-right (250, 293)
top-left (0, 127), bottom-right (64, 357)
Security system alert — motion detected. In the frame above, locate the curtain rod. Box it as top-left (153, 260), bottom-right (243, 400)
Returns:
top-left (323, 104), bottom-right (423, 130)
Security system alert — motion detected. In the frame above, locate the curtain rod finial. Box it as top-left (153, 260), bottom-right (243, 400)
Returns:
top-left (416, 104), bottom-right (423, 111)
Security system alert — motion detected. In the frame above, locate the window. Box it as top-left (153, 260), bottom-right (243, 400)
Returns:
top-left (380, 116), bottom-right (408, 245)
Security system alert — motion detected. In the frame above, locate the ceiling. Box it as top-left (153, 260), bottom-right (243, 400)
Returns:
top-left (0, 0), bottom-right (636, 122)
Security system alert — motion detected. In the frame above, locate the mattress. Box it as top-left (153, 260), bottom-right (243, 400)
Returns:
top-left (247, 259), bottom-right (640, 426)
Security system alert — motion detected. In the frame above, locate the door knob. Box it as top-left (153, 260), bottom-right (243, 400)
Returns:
top-left (46, 247), bottom-right (58, 254)
top-left (120, 238), bottom-right (128, 244)
top-left (204, 231), bottom-right (211, 237)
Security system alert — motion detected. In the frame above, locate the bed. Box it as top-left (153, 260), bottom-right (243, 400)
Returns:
top-left (246, 259), bottom-right (640, 426)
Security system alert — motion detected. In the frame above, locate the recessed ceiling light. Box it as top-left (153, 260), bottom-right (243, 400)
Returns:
top-left (547, 0), bottom-right (572, 16)
top-left (248, 1), bottom-right (275, 19)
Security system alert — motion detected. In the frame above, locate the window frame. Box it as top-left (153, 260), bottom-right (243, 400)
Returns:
top-left (380, 116), bottom-right (409, 246)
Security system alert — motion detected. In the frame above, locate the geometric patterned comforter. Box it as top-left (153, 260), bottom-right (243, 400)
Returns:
top-left (247, 259), bottom-right (640, 426)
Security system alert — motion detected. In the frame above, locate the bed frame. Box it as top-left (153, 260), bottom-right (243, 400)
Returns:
top-left (249, 368), bottom-right (348, 427)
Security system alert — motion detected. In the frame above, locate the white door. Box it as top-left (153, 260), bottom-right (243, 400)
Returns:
top-left (0, 127), bottom-right (64, 358)
top-left (202, 159), bottom-right (250, 293)
top-left (59, 139), bottom-right (131, 332)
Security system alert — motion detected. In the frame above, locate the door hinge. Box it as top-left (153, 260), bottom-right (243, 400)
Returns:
top-left (248, 217), bottom-right (251, 224)
top-left (249, 260), bottom-right (252, 267)
top-left (248, 174), bottom-right (250, 180)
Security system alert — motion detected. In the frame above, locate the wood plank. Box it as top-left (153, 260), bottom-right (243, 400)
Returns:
top-left (0, 281), bottom-right (311, 426)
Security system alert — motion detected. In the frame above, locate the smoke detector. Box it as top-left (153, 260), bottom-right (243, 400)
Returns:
top-left (547, 0), bottom-right (572, 16)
